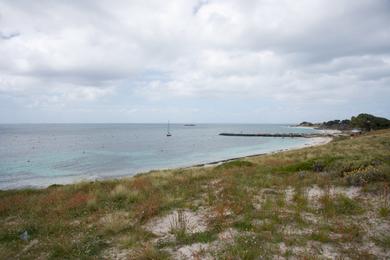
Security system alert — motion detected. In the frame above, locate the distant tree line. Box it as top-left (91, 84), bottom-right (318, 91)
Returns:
top-left (322, 119), bottom-right (351, 130)
top-left (299, 113), bottom-right (390, 131)
top-left (350, 113), bottom-right (390, 131)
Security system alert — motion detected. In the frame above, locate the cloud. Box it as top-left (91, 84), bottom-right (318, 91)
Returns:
top-left (0, 0), bottom-right (389, 122)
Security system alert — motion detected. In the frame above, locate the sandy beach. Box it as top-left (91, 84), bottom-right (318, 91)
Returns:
top-left (188, 135), bottom-right (333, 169)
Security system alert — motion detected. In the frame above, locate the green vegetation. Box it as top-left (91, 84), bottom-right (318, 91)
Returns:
top-left (373, 233), bottom-right (390, 249)
top-left (351, 113), bottom-right (390, 131)
top-left (320, 194), bottom-right (364, 217)
top-left (322, 119), bottom-right (352, 130)
top-left (1, 129), bottom-right (390, 258)
top-left (215, 160), bottom-right (255, 170)
top-left (299, 113), bottom-right (390, 131)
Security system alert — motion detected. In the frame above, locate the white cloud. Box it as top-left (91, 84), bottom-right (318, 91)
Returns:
top-left (0, 0), bottom-right (389, 122)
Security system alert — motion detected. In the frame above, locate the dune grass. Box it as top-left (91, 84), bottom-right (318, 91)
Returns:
top-left (1, 129), bottom-right (390, 259)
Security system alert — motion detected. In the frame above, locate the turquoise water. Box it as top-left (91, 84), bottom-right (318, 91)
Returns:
top-left (0, 124), bottom-right (317, 189)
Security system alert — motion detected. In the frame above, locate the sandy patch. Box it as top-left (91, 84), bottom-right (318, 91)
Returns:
top-left (144, 209), bottom-right (208, 237)
top-left (173, 243), bottom-right (211, 259)
top-left (332, 186), bottom-right (361, 198)
top-left (306, 185), bottom-right (324, 200)
top-left (285, 187), bottom-right (295, 203)
top-left (102, 247), bottom-right (133, 260)
top-left (306, 137), bottom-right (333, 147)
top-left (305, 185), bottom-right (361, 201)
top-left (218, 228), bottom-right (238, 243)
top-left (283, 226), bottom-right (313, 236)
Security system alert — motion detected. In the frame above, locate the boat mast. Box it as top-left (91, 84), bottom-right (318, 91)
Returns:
top-left (167, 121), bottom-right (172, 136)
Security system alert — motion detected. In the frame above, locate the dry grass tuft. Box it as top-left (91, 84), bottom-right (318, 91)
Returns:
top-left (134, 193), bottom-right (162, 223)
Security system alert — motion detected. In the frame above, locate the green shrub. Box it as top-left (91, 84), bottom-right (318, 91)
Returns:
top-left (379, 207), bottom-right (390, 218)
top-left (216, 160), bottom-right (255, 170)
top-left (373, 234), bottom-right (390, 249)
top-left (310, 230), bottom-right (332, 243)
top-left (345, 166), bottom-right (387, 186)
top-left (276, 156), bottom-right (340, 173)
top-left (351, 113), bottom-right (390, 131)
top-left (334, 195), bottom-right (364, 215)
top-left (233, 219), bottom-right (253, 231)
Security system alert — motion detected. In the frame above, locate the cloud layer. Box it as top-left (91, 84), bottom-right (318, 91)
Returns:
top-left (1, 0), bottom-right (389, 123)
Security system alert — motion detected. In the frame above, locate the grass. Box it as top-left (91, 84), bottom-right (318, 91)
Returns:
top-left (132, 243), bottom-right (170, 259)
top-left (216, 233), bottom-right (278, 259)
top-left (373, 233), bottom-right (390, 249)
top-left (1, 129), bottom-right (390, 258)
top-left (309, 229), bottom-right (332, 243)
top-left (215, 160), bottom-right (255, 170)
top-left (379, 207), bottom-right (390, 218)
top-left (320, 194), bottom-right (364, 217)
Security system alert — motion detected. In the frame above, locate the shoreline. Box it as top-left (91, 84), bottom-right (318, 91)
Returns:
top-left (186, 136), bottom-right (332, 169)
top-left (154, 126), bottom-right (337, 171)
top-left (1, 136), bottom-right (333, 191)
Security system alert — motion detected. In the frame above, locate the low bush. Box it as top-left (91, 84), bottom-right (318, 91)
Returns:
top-left (345, 166), bottom-right (388, 186)
top-left (275, 156), bottom-right (340, 173)
top-left (216, 160), bottom-right (255, 170)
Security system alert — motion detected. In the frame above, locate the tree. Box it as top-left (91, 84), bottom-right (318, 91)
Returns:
top-left (350, 113), bottom-right (390, 131)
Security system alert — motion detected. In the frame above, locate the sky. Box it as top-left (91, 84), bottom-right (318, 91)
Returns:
top-left (0, 0), bottom-right (390, 124)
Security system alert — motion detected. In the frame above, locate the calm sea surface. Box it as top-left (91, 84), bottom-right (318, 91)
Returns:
top-left (0, 124), bottom-right (318, 189)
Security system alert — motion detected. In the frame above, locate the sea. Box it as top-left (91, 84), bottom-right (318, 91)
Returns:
top-left (0, 124), bottom-right (319, 190)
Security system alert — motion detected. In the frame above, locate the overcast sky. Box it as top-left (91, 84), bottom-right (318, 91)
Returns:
top-left (0, 0), bottom-right (389, 123)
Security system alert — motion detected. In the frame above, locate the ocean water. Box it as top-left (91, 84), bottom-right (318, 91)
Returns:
top-left (0, 124), bottom-right (318, 189)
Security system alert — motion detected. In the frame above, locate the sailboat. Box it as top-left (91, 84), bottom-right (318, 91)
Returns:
top-left (166, 121), bottom-right (172, 137)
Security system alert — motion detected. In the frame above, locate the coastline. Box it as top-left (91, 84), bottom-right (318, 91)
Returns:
top-left (186, 126), bottom-right (336, 169)
top-left (1, 134), bottom-right (334, 191)
top-left (186, 136), bottom-right (333, 169)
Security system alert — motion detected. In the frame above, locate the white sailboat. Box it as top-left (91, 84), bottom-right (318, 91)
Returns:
top-left (167, 121), bottom-right (172, 137)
